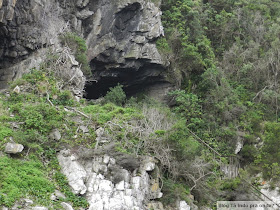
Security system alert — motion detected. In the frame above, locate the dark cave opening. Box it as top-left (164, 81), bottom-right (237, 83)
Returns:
top-left (83, 58), bottom-right (167, 100)
top-left (84, 70), bottom-right (166, 100)
top-left (84, 76), bottom-right (163, 100)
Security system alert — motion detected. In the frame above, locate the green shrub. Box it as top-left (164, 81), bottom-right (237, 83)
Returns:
top-left (53, 90), bottom-right (74, 106)
top-left (104, 84), bottom-right (126, 105)
top-left (167, 120), bottom-right (201, 160)
top-left (60, 32), bottom-right (91, 76)
top-left (0, 126), bottom-right (12, 141)
top-left (220, 178), bottom-right (241, 191)
top-left (13, 103), bottom-right (64, 135)
top-left (0, 157), bottom-right (54, 207)
top-left (160, 178), bottom-right (190, 206)
top-left (156, 37), bottom-right (172, 54)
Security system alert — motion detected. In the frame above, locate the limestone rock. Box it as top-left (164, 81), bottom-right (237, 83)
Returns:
top-left (49, 129), bottom-right (61, 141)
top-left (4, 142), bottom-right (24, 154)
top-left (147, 202), bottom-right (165, 210)
top-left (141, 156), bottom-right (156, 172)
top-left (13, 85), bottom-right (20, 93)
top-left (79, 125), bottom-right (89, 133)
top-left (57, 150), bottom-right (87, 195)
top-left (61, 202), bottom-right (74, 210)
top-left (76, 9), bottom-right (94, 20)
top-left (178, 201), bottom-right (191, 210)
top-left (57, 150), bottom-right (165, 210)
top-left (54, 190), bottom-right (66, 200)
top-left (50, 194), bottom-right (56, 201)
top-left (76, 0), bottom-right (90, 8)
top-left (32, 207), bottom-right (48, 210)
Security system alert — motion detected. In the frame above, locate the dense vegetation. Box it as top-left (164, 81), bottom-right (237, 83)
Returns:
top-left (0, 59), bottom-right (204, 208)
top-left (1, 0), bottom-right (280, 208)
top-left (156, 0), bottom-right (280, 205)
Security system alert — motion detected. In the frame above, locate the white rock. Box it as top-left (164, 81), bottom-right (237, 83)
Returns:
top-left (99, 180), bottom-right (113, 192)
top-left (23, 198), bottom-right (34, 206)
top-left (108, 197), bottom-right (123, 210)
top-left (49, 129), bottom-right (61, 141)
top-left (125, 189), bottom-right (132, 196)
top-left (103, 155), bottom-right (110, 164)
top-left (57, 150), bottom-right (87, 194)
top-left (54, 190), bottom-right (66, 199)
top-left (76, 0), bottom-right (90, 8)
top-left (88, 193), bottom-right (102, 204)
top-left (109, 157), bottom-right (116, 165)
top-left (178, 201), bottom-right (191, 210)
top-left (132, 176), bottom-right (142, 190)
top-left (61, 202), bottom-right (74, 210)
top-left (89, 200), bottom-right (103, 210)
top-left (76, 9), bottom-right (94, 20)
top-left (124, 182), bottom-right (130, 189)
top-left (112, 191), bottom-right (124, 200)
top-left (79, 125), bottom-right (89, 133)
top-left (4, 143), bottom-right (24, 154)
top-left (97, 174), bottom-right (104, 179)
top-left (142, 157), bottom-right (155, 172)
top-left (86, 173), bottom-right (98, 193)
top-left (13, 85), bottom-right (20, 93)
top-left (92, 162), bottom-right (102, 173)
top-left (95, 127), bottom-right (104, 135)
top-left (124, 195), bottom-right (134, 208)
top-left (32, 207), bottom-right (48, 210)
top-left (50, 194), bottom-right (56, 200)
top-left (75, 96), bottom-right (80, 102)
top-left (70, 154), bottom-right (77, 161)
top-left (116, 181), bottom-right (125, 191)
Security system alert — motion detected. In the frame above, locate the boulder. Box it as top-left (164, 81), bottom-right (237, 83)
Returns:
top-left (57, 150), bottom-right (87, 195)
top-left (13, 85), bottom-right (20, 93)
top-left (49, 129), bottom-right (61, 141)
top-left (178, 201), bottom-right (191, 210)
top-left (32, 207), bottom-right (48, 210)
top-left (61, 202), bottom-right (74, 210)
top-left (4, 142), bottom-right (24, 154)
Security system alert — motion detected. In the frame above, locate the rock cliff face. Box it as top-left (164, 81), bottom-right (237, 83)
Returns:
top-left (58, 150), bottom-right (164, 210)
top-left (84, 0), bottom-right (168, 98)
top-left (0, 0), bottom-right (66, 88)
top-left (0, 0), bottom-right (170, 97)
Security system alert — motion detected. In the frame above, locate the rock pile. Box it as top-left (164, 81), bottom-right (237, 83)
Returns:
top-left (57, 149), bottom-right (163, 210)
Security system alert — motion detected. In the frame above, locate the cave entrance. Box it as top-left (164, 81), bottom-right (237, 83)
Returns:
top-left (83, 61), bottom-right (167, 100)
top-left (84, 78), bottom-right (149, 100)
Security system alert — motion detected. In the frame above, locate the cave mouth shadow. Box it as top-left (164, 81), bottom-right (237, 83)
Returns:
top-left (83, 77), bottom-right (166, 100)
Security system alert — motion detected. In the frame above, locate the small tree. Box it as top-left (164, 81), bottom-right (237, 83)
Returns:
top-left (104, 84), bottom-right (126, 105)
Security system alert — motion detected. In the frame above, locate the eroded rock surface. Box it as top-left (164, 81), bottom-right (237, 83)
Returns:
top-left (84, 0), bottom-right (169, 98)
top-left (57, 149), bottom-right (163, 210)
top-left (0, 0), bottom-right (171, 98)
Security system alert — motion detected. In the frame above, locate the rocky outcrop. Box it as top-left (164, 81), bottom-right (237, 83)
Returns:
top-left (84, 0), bottom-right (169, 98)
top-left (0, 0), bottom-right (66, 88)
top-left (57, 149), bottom-right (163, 210)
top-left (0, 0), bottom-right (171, 98)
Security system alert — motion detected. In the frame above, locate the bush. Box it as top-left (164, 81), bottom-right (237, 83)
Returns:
top-left (0, 157), bottom-right (54, 207)
top-left (104, 84), bottom-right (126, 105)
top-left (160, 178), bottom-right (190, 206)
top-left (60, 32), bottom-right (91, 76)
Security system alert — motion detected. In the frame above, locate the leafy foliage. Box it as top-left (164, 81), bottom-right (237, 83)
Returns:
top-left (103, 84), bottom-right (127, 105)
top-left (60, 32), bottom-right (91, 76)
top-left (0, 157), bottom-right (54, 207)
